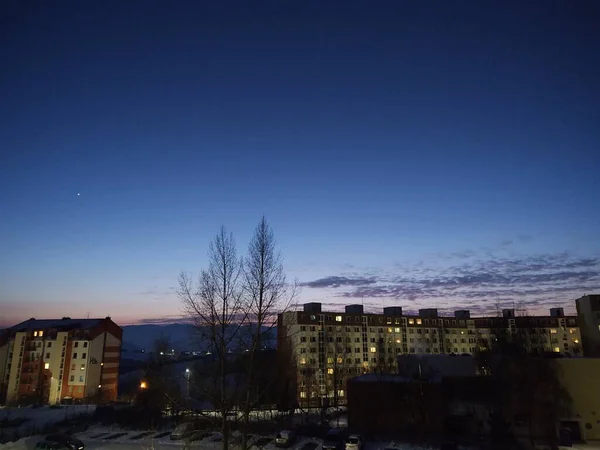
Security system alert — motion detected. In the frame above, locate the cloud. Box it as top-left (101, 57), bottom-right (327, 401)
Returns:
top-left (134, 316), bottom-right (192, 325)
top-left (132, 285), bottom-right (176, 296)
top-left (301, 276), bottom-right (377, 288)
top-left (301, 253), bottom-right (600, 315)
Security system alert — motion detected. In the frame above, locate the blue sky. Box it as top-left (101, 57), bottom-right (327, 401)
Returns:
top-left (1, 1), bottom-right (599, 326)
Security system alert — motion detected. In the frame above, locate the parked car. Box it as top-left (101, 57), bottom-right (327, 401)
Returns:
top-left (36, 441), bottom-right (70, 450)
top-left (322, 428), bottom-right (345, 450)
top-left (275, 430), bottom-right (296, 447)
top-left (46, 434), bottom-right (84, 450)
top-left (170, 423), bottom-right (194, 440)
top-left (345, 435), bottom-right (363, 450)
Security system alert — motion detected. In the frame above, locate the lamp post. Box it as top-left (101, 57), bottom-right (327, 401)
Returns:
top-left (185, 369), bottom-right (191, 399)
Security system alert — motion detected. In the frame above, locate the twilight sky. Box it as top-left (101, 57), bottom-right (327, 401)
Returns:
top-left (1, 1), bottom-right (599, 327)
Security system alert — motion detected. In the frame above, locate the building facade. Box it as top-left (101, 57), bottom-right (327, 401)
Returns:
top-left (576, 295), bottom-right (600, 357)
top-left (278, 302), bottom-right (582, 407)
top-left (0, 317), bottom-right (122, 405)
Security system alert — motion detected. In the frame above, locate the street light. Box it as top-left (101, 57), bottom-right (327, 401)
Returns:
top-left (140, 381), bottom-right (148, 389)
top-left (185, 369), bottom-right (191, 399)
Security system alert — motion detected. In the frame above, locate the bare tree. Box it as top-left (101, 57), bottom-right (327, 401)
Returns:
top-left (240, 217), bottom-right (298, 449)
top-left (178, 226), bottom-right (245, 450)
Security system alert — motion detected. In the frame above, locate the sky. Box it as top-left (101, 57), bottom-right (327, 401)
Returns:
top-left (1, 1), bottom-right (599, 327)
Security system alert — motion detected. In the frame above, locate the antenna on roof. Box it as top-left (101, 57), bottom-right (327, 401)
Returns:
top-left (86, 312), bottom-right (91, 319)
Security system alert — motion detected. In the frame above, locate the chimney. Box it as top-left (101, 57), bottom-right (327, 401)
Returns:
top-left (303, 303), bottom-right (322, 314)
top-left (345, 305), bottom-right (364, 314)
top-left (502, 309), bottom-right (515, 319)
top-left (454, 310), bottom-right (471, 319)
top-left (383, 306), bottom-right (403, 316)
top-left (418, 308), bottom-right (438, 318)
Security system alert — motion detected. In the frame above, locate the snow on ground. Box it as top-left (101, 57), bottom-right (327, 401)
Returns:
top-left (0, 405), bottom-right (96, 442)
top-left (0, 435), bottom-right (44, 450)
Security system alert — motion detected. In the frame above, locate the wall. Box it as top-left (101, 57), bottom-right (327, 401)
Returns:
top-left (84, 333), bottom-right (105, 399)
top-left (576, 295), bottom-right (600, 357)
top-left (557, 358), bottom-right (600, 441)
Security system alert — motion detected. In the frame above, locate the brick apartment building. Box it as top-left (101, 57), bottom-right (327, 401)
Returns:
top-left (0, 317), bottom-right (123, 405)
top-left (278, 301), bottom-right (584, 407)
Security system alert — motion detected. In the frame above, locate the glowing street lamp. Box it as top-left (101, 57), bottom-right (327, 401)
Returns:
top-left (140, 381), bottom-right (148, 389)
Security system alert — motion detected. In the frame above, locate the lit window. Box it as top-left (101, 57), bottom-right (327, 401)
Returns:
top-left (416, 319), bottom-right (422, 325)
top-left (574, 339), bottom-right (579, 344)
top-left (369, 347), bottom-right (376, 353)
top-left (569, 329), bottom-right (575, 334)
top-left (34, 331), bottom-right (38, 337)
top-left (44, 363), bottom-right (50, 370)
top-left (408, 319), bottom-right (414, 325)
top-left (39, 331), bottom-right (43, 337)
top-left (300, 358), bottom-right (306, 365)
top-left (337, 390), bottom-right (345, 397)
top-left (327, 368), bottom-right (334, 374)
top-left (395, 338), bottom-right (401, 344)
top-left (554, 347), bottom-right (560, 353)
top-left (80, 364), bottom-right (85, 371)
top-left (337, 357), bottom-right (343, 364)
top-left (327, 357), bottom-right (333, 364)
top-left (300, 391), bottom-right (307, 398)
top-left (394, 327), bottom-right (400, 333)
top-left (335, 316), bottom-right (342, 322)
top-left (550, 329), bottom-right (557, 334)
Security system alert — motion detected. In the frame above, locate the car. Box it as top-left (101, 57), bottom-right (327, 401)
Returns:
top-left (36, 441), bottom-right (70, 450)
top-left (322, 428), bottom-right (345, 450)
top-left (344, 435), bottom-right (363, 450)
top-left (275, 430), bottom-right (296, 447)
top-left (46, 434), bottom-right (84, 450)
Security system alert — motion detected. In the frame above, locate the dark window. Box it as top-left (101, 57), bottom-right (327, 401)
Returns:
top-left (74, 342), bottom-right (79, 348)
top-left (70, 375), bottom-right (74, 382)
top-left (83, 342), bottom-right (88, 348)
top-left (73, 353), bottom-right (77, 359)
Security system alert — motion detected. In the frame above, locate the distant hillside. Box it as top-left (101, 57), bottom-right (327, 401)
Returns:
top-left (122, 323), bottom-right (195, 353)
top-left (121, 323), bottom-right (277, 355)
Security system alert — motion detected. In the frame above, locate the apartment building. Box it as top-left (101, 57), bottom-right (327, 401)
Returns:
top-left (0, 317), bottom-right (122, 405)
top-left (576, 294), bottom-right (600, 357)
top-left (278, 302), bottom-right (582, 407)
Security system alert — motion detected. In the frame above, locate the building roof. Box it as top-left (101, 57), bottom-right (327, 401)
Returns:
top-left (7, 317), bottom-right (110, 332)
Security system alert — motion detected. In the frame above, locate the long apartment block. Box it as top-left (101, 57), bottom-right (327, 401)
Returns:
top-left (0, 317), bottom-right (122, 405)
top-left (278, 302), bottom-right (583, 406)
